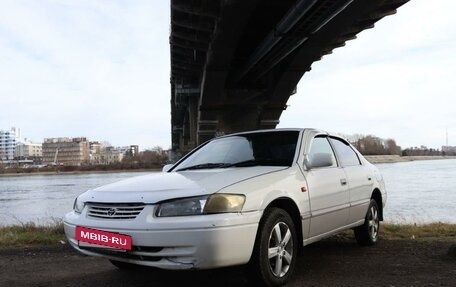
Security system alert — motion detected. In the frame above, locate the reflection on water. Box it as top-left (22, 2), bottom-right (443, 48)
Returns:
top-left (0, 160), bottom-right (455, 225)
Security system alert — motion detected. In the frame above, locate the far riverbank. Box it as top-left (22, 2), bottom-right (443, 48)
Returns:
top-left (365, 155), bottom-right (456, 164)
top-left (2, 155), bottom-right (456, 176)
top-left (0, 168), bottom-right (160, 177)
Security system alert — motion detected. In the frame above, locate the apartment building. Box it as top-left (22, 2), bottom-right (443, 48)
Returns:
top-left (0, 127), bottom-right (20, 161)
top-left (42, 137), bottom-right (90, 165)
top-left (91, 147), bottom-right (124, 165)
top-left (15, 140), bottom-right (43, 159)
top-left (117, 145), bottom-right (139, 157)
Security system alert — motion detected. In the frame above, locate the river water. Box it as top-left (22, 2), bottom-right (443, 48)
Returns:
top-left (0, 171), bottom-right (151, 225)
top-left (376, 159), bottom-right (456, 224)
top-left (0, 160), bottom-right (455, 225)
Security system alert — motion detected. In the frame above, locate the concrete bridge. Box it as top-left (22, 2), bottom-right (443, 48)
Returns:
top-left (170, 0), bottom-right (409, 152)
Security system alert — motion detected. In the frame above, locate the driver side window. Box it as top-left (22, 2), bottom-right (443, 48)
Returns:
top-left (308, 136), bottom-right (337, 168)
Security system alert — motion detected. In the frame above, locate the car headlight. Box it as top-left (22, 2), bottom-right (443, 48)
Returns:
top-left (73, 196), bottom-right (85, 214)
top-left (156, 194), bottom-right (245, 217)
top-left (204, 194), bottom-right (246, 213)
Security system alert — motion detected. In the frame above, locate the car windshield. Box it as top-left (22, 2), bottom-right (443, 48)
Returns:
top-left (175, 131), bottom-right (299, 171)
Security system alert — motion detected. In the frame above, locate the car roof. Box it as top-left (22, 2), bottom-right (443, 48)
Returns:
top-left (215, 128), bottom-right (351, 145)
top-left (220, 128), bottom-right (327, 137)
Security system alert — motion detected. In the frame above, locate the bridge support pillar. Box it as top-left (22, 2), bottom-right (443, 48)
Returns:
top-left (216, 106), bottom-right (260, 135)
top-left (194, 105), bottom-right (283, 147)
top-left (187, 96), bottom-right (198, 147)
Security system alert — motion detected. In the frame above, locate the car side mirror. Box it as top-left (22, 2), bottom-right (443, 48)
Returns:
top-left (162, 164), bottom-right (174, 172)
top-left (307, 153), bottom-right (334, 169)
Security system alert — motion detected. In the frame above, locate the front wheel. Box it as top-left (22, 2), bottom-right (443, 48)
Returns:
top-left (249, 208), bottom-right (298, 286)
top-left (354, 199), bottom-right (380, 246)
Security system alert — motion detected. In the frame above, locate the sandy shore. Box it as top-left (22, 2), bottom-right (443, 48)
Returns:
top-left (365, 155), bottom-right (456, 164)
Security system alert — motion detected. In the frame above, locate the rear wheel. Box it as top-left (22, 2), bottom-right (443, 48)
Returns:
top-left (249, 208), bottom-right (298, 286)
top-left (354, 199), bottom-right (380, 246)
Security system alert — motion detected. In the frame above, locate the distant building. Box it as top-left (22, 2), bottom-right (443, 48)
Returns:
top-left (89, 141), bottom-right (102, 154)
top-left (91, 147), bottom-right (124, 165)
top-left (15, 139), bottom-right (43, 162)
top-left (89, 141), bottom-right (102, 163)
top-left (0, 127), bottom-right (20, 161)
top-left (117, 145), bottom-right (139, 157)
top-left (42, 137), bottom-right (90, 166)
top-left (442, 146), bottom-right (456, 155)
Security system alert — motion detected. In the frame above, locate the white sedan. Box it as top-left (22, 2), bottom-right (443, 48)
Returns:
top-left (64, 128), bottom-right (386, 286)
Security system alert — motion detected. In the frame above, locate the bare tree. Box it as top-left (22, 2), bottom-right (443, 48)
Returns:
top-left (351, 135), bottom-right (402, 155)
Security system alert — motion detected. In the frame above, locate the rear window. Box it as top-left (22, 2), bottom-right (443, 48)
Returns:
top-left (329, 137), bottom-right (361, 167)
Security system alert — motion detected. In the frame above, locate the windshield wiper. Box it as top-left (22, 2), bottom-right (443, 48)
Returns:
top-left (176, 163), bottom-right (229, 172)
top-left (176, 159), bottom-right (289, 171)
top-left (225, 159), bottom-right (290, 168)
top-left (223, 159), bottom-right (262, 168)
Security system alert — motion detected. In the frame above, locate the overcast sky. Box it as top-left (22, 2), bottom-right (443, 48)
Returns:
top-left (1, 0), bottom-right (455, 150)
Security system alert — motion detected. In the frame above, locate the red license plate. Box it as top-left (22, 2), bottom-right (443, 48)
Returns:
top-left (76, 226), bottom-right (132, 250)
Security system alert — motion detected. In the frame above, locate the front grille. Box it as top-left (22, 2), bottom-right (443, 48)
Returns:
top-left (87, 203), bottom-right (145, 220)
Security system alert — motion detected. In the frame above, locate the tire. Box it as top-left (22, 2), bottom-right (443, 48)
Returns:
top-left (354, 199), bottom-right (380, 246)
top-left (249, 208), bottom-right (298, 286)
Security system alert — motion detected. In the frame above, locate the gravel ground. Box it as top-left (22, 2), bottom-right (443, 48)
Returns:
top-left (0, 237), bottom-right (455, 287)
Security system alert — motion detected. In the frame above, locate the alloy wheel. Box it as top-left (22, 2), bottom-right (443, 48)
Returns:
top-left (268, 221), bottom-right (293, 278)
top-left (368, 205), bottom-right (379, 241)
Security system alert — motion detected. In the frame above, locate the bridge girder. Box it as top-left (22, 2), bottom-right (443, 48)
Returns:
top-left (170, 0), bottom-right (409, 152)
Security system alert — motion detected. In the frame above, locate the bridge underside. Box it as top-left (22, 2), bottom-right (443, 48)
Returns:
top-left (170, 0), bottom-right (408, 153)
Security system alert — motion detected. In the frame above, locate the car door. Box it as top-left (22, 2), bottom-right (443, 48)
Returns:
top-left (329, 137), bottom-right (374, 224)
top-left (304, 136), bottom-right (349, 238)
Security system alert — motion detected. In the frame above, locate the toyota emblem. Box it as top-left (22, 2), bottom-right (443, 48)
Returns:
top-left (107, 208), bottom-right (117, 217)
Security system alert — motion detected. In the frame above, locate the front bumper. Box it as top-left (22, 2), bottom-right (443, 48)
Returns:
top-left (64, 206), bottom-right (261, 270)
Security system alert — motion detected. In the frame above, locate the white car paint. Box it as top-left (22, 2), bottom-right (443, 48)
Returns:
top-left (77, 166), bottom-right (286, 204)
top-left (64, 128), bottom-right (386, 270)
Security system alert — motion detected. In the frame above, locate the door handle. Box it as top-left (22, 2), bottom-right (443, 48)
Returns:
top-left (340, 178), bottom-right (347, 186)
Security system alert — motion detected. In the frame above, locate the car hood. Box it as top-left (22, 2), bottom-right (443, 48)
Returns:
top-left (79, 166), bottom-right (286, 204)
